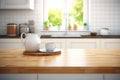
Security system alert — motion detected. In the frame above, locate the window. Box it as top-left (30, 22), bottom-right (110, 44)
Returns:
top-left (43, 0), bottom-right (88, 31)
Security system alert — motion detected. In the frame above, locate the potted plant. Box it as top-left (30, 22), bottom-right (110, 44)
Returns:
top-left (67, 24), bottom-right (71, 30)
top-left (57, 23), bottom-right (61, 31)
top-left (43, 20), bottom-right (49, 30)
top-left (83, 22), bottom-right (88, 30)
top-left (73, 23), bottom-right (77, 30)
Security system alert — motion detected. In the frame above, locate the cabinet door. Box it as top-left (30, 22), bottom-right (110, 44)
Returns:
top-left (101, 39), bottom-right (120, 48)
top-left (0, 39), bottom-right (24, 49)
top-left (40, 39), bottom-right (46, 49)
top-left (0, 74), bottom-right (37, 80)
top-left (38, 74), bottom-right (103, 80)
top-left (0, 0), bottom-right (34, 10)
top-left (66, 39), bottom-right (100, 49)
top-left (104, 74), bottom-right (120, 80)
top-left (40, 38), bottom-right (66, 49)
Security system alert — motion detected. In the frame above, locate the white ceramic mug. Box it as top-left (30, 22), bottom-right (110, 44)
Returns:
top-left (45, 42), bottom-right (56, 52)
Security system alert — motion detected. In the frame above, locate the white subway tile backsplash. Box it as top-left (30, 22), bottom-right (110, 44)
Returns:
top-left (0, 0), bottom-right (43, 35)
top-left (90, 0), bottom-right (120, 35)
top-left (0, 0), bottom-right (120, 35)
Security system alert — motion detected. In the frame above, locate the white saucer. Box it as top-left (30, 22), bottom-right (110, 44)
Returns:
top-left (39, 49), bottom-right (61, 52)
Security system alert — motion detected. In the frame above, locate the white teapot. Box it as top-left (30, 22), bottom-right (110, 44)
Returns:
top-left (21, 32), bottom-right (41, 52)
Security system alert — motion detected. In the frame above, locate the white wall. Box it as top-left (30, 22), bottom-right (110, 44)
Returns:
top-left (90, 0), bottom-right (120, 35)
top-left (0, 0), bottom-right (43, 35)
top-left (0, 0), bottom-right (120, 35)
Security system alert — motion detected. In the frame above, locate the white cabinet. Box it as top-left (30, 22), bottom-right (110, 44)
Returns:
top-left (101, 39), bottom-right (120, 49)
top-left (0, 0), bottom-right (34, 10)
top-left (0, 38), bottom-right (120, 49)
top-left (0, 74), bottom-right (37, 80)
top-left (66, 39), bottom-right (100, 48)
top-left (38, 74), bottom-right (103, 80)
top-left (104, 74), bottom-right (120, 80)
top-left (66, 38), bottom-right (120, 49)
top-left (0, 38), bottom-right (66, 49)
top-left (0, 39), bottom-right (24, 49)
top-left (40, 39), bottom-right (46, 49)
top-left (41, 38), bottom-right (66, 49)
top-left (47, 38), bottom-right (120, 49)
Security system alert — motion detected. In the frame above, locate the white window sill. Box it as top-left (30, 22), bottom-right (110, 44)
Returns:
top-left (41, 27), bottom-right (89, 32)
top-left (41, 30), bottom-right (89, 32)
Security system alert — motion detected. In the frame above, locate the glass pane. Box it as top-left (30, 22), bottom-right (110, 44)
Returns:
top-left (48, 0), bottom-right (62, 26)
top-left (43, 0), bottom-right (84, 31)
top-left (44, 0), bottom-right (65, 31)
top-left (67, 0), bottom-right (83, 27)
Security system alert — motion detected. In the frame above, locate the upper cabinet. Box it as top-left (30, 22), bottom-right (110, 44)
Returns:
top-left (0, 0), bottom-right (34, 10)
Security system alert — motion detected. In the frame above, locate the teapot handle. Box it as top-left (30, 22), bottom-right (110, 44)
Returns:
top-left (21, 32), bottom-right (27, 45)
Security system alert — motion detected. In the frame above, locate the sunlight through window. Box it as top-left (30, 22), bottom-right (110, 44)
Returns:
top-left (43, 0), bottom-right (88, 31)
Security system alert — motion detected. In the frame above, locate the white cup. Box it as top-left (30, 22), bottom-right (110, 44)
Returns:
top-left (45, 42), bottom-right (56, 52)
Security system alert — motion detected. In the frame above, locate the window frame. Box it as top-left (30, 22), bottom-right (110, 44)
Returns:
top-left (42, 0), bottom-right (89, 31)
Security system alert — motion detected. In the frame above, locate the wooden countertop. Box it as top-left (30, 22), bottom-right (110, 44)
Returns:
top-left (0, 49), bottom-right (120, 73)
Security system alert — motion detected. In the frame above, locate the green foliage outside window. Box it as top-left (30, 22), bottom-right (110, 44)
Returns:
top-left (47, 0), bottom-right (83, 27)
top-left (48, 9), bottom-right (62, 26)
top-left (70, 0), bottom-right (83, 26)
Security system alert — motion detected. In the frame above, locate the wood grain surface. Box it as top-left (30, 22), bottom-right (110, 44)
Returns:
top-left (23, 51), bottom-right (61, 56)
top-left (0, 49), bottom-right (120, 73)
